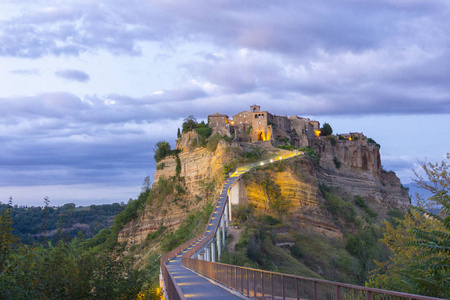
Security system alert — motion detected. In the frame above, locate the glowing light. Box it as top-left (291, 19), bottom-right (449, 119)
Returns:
top-left (270, 159), bottom-right (273, 163)
top-left (314, 130), bottom-right (320, 137)
top-left (279, 156), bottom-right (282, 160)
top-left (260, 162), bottom-right (264, 165)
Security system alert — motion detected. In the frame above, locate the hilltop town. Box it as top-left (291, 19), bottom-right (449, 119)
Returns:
top-left (208, 104), bottom-right (365, 147)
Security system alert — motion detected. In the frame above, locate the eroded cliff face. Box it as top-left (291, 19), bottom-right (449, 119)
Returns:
top-left (243, 158), bottom-right (343, 238)
top-left (119, 133), bottom-right (410, 245)
top-left (315, 139), bottom-right (410, 216)
top-left (240, 140), bottom-right (410, 239)
top-left (117, 133), bottom-right (237, 245)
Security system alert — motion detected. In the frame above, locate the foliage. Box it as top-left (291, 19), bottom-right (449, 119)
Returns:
top-left (0, 239), bottom-right (156, 299)
top-left (175, 155), bottom-right (181, 177)
top-left (240, 148), bottom-right (264, 161)
top-left (367, 138), bottom-right (381, 148)
top-left (299, 146), bottom-right (319, 165)
top-left (154, 141), bottom-right (171, 162)
top-left (276, 144), bottom-right (297, 151)
top-left (0, 202), bottom-right (124, 246)
top-left (246, 125), bottom-right (252, 134)
top-left (367, 154), bottom-right (450, 298)
top-left (327, 136), bottom-right (337, 146)
top-left (320, 123), bottom-right (333, 136)
top-left (195, 127), bottom-right (212, 139)
top-left (353, 196), bottom-right (378, 218)
top-left (182, 115), bottom-right (198, 133)
top-left (156, 162), bottom-right (165, 170)
top-left (333, 156), bottom-right (342, 169)
top-left (161, 202), bottom-right (213, 252)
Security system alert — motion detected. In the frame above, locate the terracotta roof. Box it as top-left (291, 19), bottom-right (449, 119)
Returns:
top-left (208, 112), bottom-right (229, 117)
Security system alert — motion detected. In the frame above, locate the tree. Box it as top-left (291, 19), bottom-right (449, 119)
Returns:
top-left (367, 154), bottom-right (450, 298)
top-left (0, 199), bottom-right (17, 270)
top-left (182, 115), bottom-right (198, 133)
top-left (320, 123), bottom-right (333, 136)
top-left (154, 141), bottom-right (171, 162)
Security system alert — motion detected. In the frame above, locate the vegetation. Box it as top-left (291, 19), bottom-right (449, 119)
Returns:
top-left (0, 201), bottom-right (124, 245)
top-left (0, 181), bottom-right (161, 299)
top-left (353, 195), bottom-right (377, 218)
top-left (153, 141), bottom-right (181, 162)
top-left (367, 154), bottom-right (450, 298)
top-left (320, 123), bottom-right (333, 136)
top-left (333, 156), bottom-right (342, 169)
top-left (367, 137), bottom-right (381, 148)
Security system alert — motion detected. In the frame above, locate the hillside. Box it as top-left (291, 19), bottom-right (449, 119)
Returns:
top-left (0, 202), bottom-right (125, 245)
top-left (114, 116), bottom-right (410, 285)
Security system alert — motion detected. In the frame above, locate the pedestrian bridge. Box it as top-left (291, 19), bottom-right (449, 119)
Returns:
top-left (160, 152), bottom-right (442, 300)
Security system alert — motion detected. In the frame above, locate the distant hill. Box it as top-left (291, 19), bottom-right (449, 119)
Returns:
top-left (0, 202), bottom-right (125, 245)
top-left (403, 182), bottom-right (433, 206)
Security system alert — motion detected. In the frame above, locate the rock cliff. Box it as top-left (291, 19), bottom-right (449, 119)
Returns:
top-left (118, 132), bottom-right (237, 245)
top-left (118, 131), bottom-right (410, 245)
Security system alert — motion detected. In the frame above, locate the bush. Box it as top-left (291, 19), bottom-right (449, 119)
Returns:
top-left (156, 163), bottom-right (165, 170)
top-left (353, 196), bottom-right (377, 218)
top-left (367, 138), bottom-right (380, 148)
top-left (276, 145), bottom-right (297, 151)
top-left (333, 157), bottom-right (342, 169)
top-left (195, 127), bottom-right (212, 139)
top-left (154, 141), bottom-right (171, 162)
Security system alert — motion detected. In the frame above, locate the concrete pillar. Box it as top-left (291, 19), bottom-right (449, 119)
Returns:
top-left (221, 216), bottom-right (226, 244)
top-left (217, 222), bottom-right (222, 260)
top-left (225, 203), bottom-right (229, 236)
top-left (205, 244), bottom-right (210, 261)
top-left (211, 239), bottom-right (216, 262)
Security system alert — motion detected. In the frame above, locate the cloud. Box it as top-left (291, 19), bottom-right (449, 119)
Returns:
top-left (10, 68), bottom-right (40, 75)
top-left (55, 69), bottom-right (90, 82)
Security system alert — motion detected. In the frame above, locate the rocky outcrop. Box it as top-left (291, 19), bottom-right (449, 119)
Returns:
top-left (315, 139), bottom-right (410, 216)
top-left (118, 133), bottom-right (238, 245)
top-left (119, 131), bottom-right (410, 245)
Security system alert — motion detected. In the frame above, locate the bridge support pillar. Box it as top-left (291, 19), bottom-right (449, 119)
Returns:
top-left (225, 202), bottom-right (229, 236)
top-left (217, 222), bottom-right (222, 260)
top-left (205, 244), bottom-right (210, 261)
top-left (211, 239), bottom-right (216, 262)
top-left (221, 215), bottom-right (226, 245)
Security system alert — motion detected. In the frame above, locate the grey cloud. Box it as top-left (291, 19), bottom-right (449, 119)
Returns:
top-left (1, 0), bottom-right (447, 58)
top-left (55, 69), bottom-right (90, 82)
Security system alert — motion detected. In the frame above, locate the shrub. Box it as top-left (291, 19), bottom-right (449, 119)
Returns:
top-left (367, 138), bottom-right (380, 148)
top-left (154, 141), bottom-right (171, 162)
top-left (156, 163), bottom-right (165, 170)
top-left (354, 196), bottom-right (378, 218)
top-left (276, 145), bottom-right (297, 151)
top-left (195, 127), bottom-right (212, 139)
top-left (333, 157), bottom-right (342, 169)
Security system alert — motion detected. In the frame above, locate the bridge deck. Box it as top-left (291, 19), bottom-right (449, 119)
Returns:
top-left (166, 255), bottom-right (243, 299)
top-left (165, 177), bottom-right (245, 299)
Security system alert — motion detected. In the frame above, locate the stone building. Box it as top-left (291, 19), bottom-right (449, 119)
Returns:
top-left (208, 104), bottom-right (323, 147)
top-left (208, 113), bottom-right (232, 137)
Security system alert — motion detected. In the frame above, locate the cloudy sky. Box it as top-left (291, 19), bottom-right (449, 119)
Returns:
top-left (1, 0), bottom-right (449, 206)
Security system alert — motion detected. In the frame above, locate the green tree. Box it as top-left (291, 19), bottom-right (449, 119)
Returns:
top-left (367, 154), bottom-right (450, 298)
top-left (182, 115), bottom-right (198, 133)
top-left (0, 198), bottom-right (17, 271)
top-left (320, 123), bottom-right (333, 136)
top-left (154, 141), bottom-right (171, 162)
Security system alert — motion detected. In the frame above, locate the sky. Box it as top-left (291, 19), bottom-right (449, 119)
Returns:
top-left (1, 0), bottom-right (449, 207)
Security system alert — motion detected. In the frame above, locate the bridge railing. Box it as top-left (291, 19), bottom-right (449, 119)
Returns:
top-left (183, 259), bottom-right (443, 300)
top-left (160, 235), bottom-right (205, 300)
